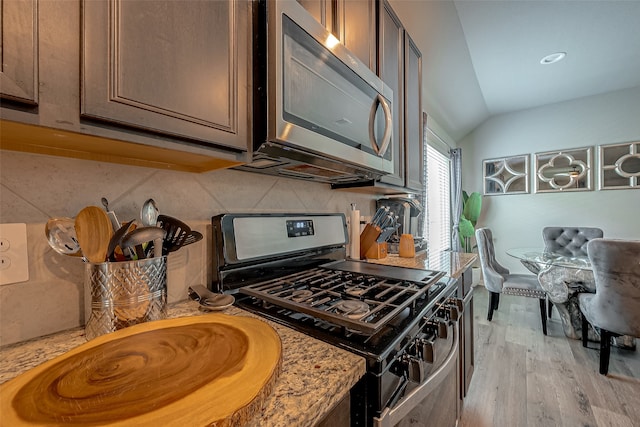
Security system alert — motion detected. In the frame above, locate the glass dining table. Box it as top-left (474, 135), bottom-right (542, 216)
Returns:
top-left (506, 248), bottom-right (635, 348)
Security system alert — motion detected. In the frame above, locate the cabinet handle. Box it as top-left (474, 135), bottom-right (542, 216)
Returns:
top-left (369, 94), bottom-right (392, 158)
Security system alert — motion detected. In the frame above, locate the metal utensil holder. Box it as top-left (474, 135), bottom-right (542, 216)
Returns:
top-left (84, 256), bottom-right (167, 340)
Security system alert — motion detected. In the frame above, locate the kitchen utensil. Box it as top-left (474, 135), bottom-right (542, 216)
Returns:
top-left (378, 214), bottom-right (393, 229)
top-left (156, 214), bottom-right (194, 255)
top-left (376, 225), bottom-right (399, 243)
top-left (74, 206), bottom-right (114, 263)
top-left (371, 207), bottom-right (388, 226)
top-left (120, 226), bottom-right (166, 260)
top-left (140, 198), bottom-right (159, 227)
top-left (45, 217), bottom-right (82, 257)
top-left (188, 285), bottom-right (235, 311)
top-left (107, 220), bottom-right (135, 261)
top-left (165, 230), bottom-right (203, 254)
top-left (101, 197), bottom-right (121, 231)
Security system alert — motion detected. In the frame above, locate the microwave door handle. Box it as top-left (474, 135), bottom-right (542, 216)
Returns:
top-left (369, 94), bottom-right (393, 157)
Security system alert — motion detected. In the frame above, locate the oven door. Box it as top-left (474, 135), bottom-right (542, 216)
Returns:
top-left (266, 0), bottom-right (394, 175)
top-left (374, 320), bottom-right (460, 427)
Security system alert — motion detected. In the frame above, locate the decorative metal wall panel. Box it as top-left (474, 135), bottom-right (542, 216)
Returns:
top-left (598, 141), bottom-right (640, 190)
top-left (535, 147), bottom-right (593, 193)
top-left (483, 154), bottom-right (529, 195)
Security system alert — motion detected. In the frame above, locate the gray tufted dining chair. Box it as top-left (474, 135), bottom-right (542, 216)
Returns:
top-left (578, 238), bottom-right (640, 375)
top-left (476, 228), bottom-right (547, 335)
top-left (542, 226), bottom-right (604, 317)
top-left (542, 226), bottom-right (604, 257)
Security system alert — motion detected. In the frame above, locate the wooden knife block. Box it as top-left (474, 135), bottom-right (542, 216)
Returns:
top-left (359, 224), bottom-right (381, 260)
top-left (365, 242), bottom-right (388, 259)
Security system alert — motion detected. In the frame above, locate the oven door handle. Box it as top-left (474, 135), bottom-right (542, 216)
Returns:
top-left (373, 322), bottom-right (459, 427)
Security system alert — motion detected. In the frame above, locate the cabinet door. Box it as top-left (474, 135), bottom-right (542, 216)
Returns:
top-left (378, 0), bottom-right (404, 187)
top-left (458, 267), bottom-right (475, 400)
top-left (404, 33), bottom-right (424, 192)
top-left (336, 0), bottom-right (376, 71)
top-left (81, 0), bottom-right (249, 151)
top-left (296, 0), bottom-right (329, 28)
top-left (0, 0), bottom-right (38, 105)
top-left (298, 0), bottom-right (375, 71)
top-left (462, 291), bottom-right (475, 397)
top-left (397, 353), bottom-right (460, 426)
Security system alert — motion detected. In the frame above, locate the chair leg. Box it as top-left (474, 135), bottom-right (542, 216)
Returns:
top-left (581, 312), bottom-right (589, 348)
top-left (493, 293), bottom-right (500, 310)
top-left (547, 296), bottom-right (553, 318)
top-left (538, 298), bottom-right (547, 335)
top-left (599, 329), bottom-right (612, 375)
top-left (487, 292), bottom-right (498, 321)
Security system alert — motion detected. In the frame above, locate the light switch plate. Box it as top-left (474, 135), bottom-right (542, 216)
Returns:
top-left (0, 223), bottom-right (29, 285)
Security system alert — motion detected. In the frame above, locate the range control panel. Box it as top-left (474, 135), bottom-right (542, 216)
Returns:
top-left (286, 219), bottom-right (315, 237)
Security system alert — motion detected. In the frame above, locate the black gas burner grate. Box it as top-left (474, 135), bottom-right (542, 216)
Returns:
top-left (239, 266), bottom-right (444, 334)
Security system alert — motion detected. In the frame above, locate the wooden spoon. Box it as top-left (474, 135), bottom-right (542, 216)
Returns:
top-left (74, 206), bottom-right (114, 263)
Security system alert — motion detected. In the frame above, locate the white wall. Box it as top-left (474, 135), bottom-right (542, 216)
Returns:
top-left (459, 86), bottom-right (640, 273)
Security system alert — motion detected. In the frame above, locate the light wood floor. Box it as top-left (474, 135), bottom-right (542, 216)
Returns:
top-left (460, 286), bottom-right (640, 427)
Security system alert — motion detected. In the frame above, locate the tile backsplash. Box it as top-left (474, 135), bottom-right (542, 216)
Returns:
top-left (0, 150), bottom-right (376, 346)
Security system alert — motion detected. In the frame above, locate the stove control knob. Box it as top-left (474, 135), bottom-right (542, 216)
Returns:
top-left (448, 297), bottom-right (464, 312)
top-left (426, 318), bottom-right (448, 339)
top-left (445, 298), bottom-right (464, 318)
top-left (403, 355), bottom-right (424, 383)
top-left (416, 337), bottom-right (435, 364)
top-left (444, 304), bottom-right (460, 321)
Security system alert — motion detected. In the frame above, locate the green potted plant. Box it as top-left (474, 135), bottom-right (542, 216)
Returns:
top-left (458, 190), bottom-right (482, 253)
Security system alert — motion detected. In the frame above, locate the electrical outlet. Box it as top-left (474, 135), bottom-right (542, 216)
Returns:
top-left (0, 223), bottom-right (29, 285)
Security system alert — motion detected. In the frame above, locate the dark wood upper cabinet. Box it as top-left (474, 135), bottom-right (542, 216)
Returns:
top-left (336, 0), bottom-right (376, 71)
top-left (0, 0), bottom-right (38, 105)
top-left (404, 33), bottom-right (424, 192)
top-left (297, 0), bottom-right (376, 71)
top-left (296, 0), bottom-right (329, 28)
top-left (377, 1), bottom-right (424, 192)
top-left (81, 0), bottom-right (250, 151)
top-left (378, 0), bottom-right (405, 187)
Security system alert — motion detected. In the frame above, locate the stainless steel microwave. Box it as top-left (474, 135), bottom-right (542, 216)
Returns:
top-left (236, 0), bottom-right (394, 184)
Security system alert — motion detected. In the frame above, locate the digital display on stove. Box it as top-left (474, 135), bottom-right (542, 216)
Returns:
top-left (286, 219), bottom-right (314, 237)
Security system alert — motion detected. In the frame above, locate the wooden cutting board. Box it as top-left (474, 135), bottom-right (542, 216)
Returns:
top-left (0, 314), bottom-right (282, 426)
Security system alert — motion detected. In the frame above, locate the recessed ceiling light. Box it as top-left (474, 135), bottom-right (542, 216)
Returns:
top-left (540, 52), bottom-right (566, 65)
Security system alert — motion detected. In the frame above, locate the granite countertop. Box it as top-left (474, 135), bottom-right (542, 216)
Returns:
top-left (367, 250), bottom-right (477, 279)
top-left (0, 300), bottom-right (366, 427)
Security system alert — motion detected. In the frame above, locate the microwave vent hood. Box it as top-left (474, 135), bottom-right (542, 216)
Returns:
top-left (234, 0), bottom-right (394, 184)
top-left (236, 143), bottom-right (383, 184)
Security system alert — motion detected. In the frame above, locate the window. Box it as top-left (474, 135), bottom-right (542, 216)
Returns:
top-left (424, 124), bottom-right (452, 254)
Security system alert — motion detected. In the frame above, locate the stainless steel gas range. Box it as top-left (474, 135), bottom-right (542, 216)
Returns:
top-left (210, 213), bottom-right (462, 427)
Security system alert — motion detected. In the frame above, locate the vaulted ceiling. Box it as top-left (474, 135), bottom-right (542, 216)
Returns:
top-left (390, 0), bottom-right (640, 142)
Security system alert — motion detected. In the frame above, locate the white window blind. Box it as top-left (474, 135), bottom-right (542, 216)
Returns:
top-left (424, 132), bottom-right (451, 254)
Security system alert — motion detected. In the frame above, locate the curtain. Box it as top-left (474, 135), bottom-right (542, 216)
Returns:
top-left (450, 148), bottom-right (463, 252)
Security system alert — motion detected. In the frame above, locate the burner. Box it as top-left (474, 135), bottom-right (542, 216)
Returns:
top-left (333, 300), bottom-right (370, 319)
top-left (237, 265), bottom-right (446, 334)
top-left (291, 289), bottom-right (313, 302)
top-left (345, 286), bottom-right (368, 297)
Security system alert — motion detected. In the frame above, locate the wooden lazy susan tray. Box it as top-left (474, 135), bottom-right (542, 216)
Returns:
top-left (0, 314), bottom-right (282, 426)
